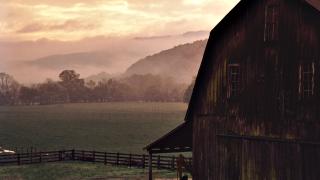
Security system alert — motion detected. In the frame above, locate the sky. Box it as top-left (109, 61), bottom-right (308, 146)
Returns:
top-left (0, 0), bottom-right (239, 41)
top-left (0, 0), bottom-right (240, 83)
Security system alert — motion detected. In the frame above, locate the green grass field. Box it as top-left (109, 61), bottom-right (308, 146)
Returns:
top-left (0, 102), bottom-right (187, 153)
top-left (0, 162), bottom-right (178, 180)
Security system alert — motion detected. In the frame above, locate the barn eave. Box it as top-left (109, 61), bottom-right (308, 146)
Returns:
top-left (144, 121), bottom-right (192, 154)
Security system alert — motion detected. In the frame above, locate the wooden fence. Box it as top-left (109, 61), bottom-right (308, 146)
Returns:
top-left (0, 149), bottom-right (192, 170)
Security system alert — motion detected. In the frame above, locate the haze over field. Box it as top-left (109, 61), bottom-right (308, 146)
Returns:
top-left (2, 32), bottom-right (209, 83)
top-left (0, 0), bottom-right (240, 84)
top-left (124, 40), bottom-right (207, 83)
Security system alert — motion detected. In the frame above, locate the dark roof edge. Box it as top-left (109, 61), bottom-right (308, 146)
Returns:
top-left (144, 121), bottom-right (191, 151)
top-left (184, 0), bottom-right (247, 121)
top-left (184, 0), bottom-right (320, 122)
top-left (306, 0), bottom-right (320, 12)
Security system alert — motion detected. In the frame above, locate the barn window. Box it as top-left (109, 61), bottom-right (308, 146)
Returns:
top-left (228, 64), bottom-right (241, 97)
top-left (299, 62), bottom-right (315, 98)
top-left (264, 5), bottom-right (279, 42)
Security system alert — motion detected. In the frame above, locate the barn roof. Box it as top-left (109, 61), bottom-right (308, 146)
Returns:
top-left (144, 121), bottom-right (192, 154)
top-left (184, 0), bottom-right (320, 122)
top-left (184, 0), bottom-right (247, 121)
top-left (145, 0), bottom-right (246, 153)
top-left (145, 0), bottom-right (320, 153)
top-left (307, 0), bottom-right (320, 11)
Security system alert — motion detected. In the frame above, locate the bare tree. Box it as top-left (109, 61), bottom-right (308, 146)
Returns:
top-left (0, 73), bottom-right (20, 105)
top-left (19, 85), bottom-right (39, 105)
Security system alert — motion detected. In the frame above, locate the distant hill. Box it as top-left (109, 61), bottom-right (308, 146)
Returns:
top-left (19, 37), bottom-right (208, 84)
top-left (8, 30), bottom-right (210, 83)
top-left (26, 51), bottom-right (112, 69)
top-left (182, 31), bottom-right (210, 38)
top-left (24, 50), bottom-right (140, 73)
top-left (123, 40), bottom-right (207, 84)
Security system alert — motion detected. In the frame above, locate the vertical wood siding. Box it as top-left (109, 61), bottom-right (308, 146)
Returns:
top-left (191, 0), bottom-right (320, 179)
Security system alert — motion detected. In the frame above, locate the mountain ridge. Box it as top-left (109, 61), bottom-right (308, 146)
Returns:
top-left (17, 37), bottom-right (208, 84)
top-left (123, 39), bottom-right (207, 83)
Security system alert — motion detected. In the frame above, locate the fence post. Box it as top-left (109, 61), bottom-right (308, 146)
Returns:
top-left (17, 153), bottom-right (21, 165)
top-left (72, 149), bottom-right (75, 161)
top-left (82, 150), bottom-right (84, 161)
top-left (92, 151), bottom-right (95, 162)
top-left (171, 156), bottom-right (175, 169)
top-left (104, 152), bottom-right (107, 165)
top-left (39, 152), bottom-right (42, 163)
top-left (59, 151), bottom-right (62, 161)
top-left (148, 153), bottom-right (152, 180)
top-left (157, 155), bottom-right (160, 169)
top-left (129, 153), bottom-right (132, 167)
top-left (26, 148), bottom-right (29, 164)
top-left (30, 147), bottom-right (33, 164)
top-left (63, 150), bottom-right (65, 161)
top-left (142, 154), bottom-right (145, 169)
top-left (116, 153), bottom-right (119, 166)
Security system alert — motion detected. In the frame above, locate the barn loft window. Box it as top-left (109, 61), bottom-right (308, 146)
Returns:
top-left (299, 62), bottom-right (315, 98)
top-left (228, 64), bottom-right (241, 97)
top-left (264, 5), bottom-right (279, 42)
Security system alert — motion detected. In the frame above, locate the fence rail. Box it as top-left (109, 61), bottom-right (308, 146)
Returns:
top-left (0, 149), bottom-right (192, 170)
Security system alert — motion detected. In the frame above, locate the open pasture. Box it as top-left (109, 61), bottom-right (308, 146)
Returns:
top-left (0, 102), bottom-right (187, 153)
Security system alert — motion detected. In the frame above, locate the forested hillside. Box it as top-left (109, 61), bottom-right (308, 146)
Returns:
top-left (124, 40), bottom-right (207, 83)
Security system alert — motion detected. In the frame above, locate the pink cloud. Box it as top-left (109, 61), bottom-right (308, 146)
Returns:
top-left (16, 20), bottom-right (98, 33)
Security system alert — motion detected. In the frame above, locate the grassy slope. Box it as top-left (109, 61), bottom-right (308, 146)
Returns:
top-left (0, 102), bottom-right (187, 153)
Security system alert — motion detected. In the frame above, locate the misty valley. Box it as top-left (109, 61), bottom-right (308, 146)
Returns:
top-left (0, 0), bottom-right (246, 179)
top-left (0, 34), bottom-right (204, 179)
top-left (0, 40), bottom-right (206, 106)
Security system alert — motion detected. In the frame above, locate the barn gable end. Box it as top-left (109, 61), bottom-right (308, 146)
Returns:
top-left (146, 0), bottom-right (320, 179)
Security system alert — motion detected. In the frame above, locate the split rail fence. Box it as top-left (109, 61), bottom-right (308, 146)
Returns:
top-left (0, 149), bottom-right (192, 171)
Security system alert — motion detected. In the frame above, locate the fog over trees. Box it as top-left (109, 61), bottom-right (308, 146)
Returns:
top-left (0, 70), bottom-right (195, 106)
top-left (0, 73), bottom-right (20, 105)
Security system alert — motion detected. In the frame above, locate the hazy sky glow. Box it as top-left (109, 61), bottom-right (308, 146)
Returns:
top-left (0, 0), bottom-right (241, 84)
top-left (0, 0), bottom-right (239, 41)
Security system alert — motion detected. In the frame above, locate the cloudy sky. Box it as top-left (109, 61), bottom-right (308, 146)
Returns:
top-left (0, 0), bottom-right (239, 41)
top-left (0, 0), bottom-right (240, 83)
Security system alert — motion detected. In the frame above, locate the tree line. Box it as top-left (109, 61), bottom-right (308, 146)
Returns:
top-left (0, 70), bottom-right (195, 106)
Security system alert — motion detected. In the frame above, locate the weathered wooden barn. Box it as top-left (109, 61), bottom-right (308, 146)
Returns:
top-left (146, 0), bottom-right (320, 179)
